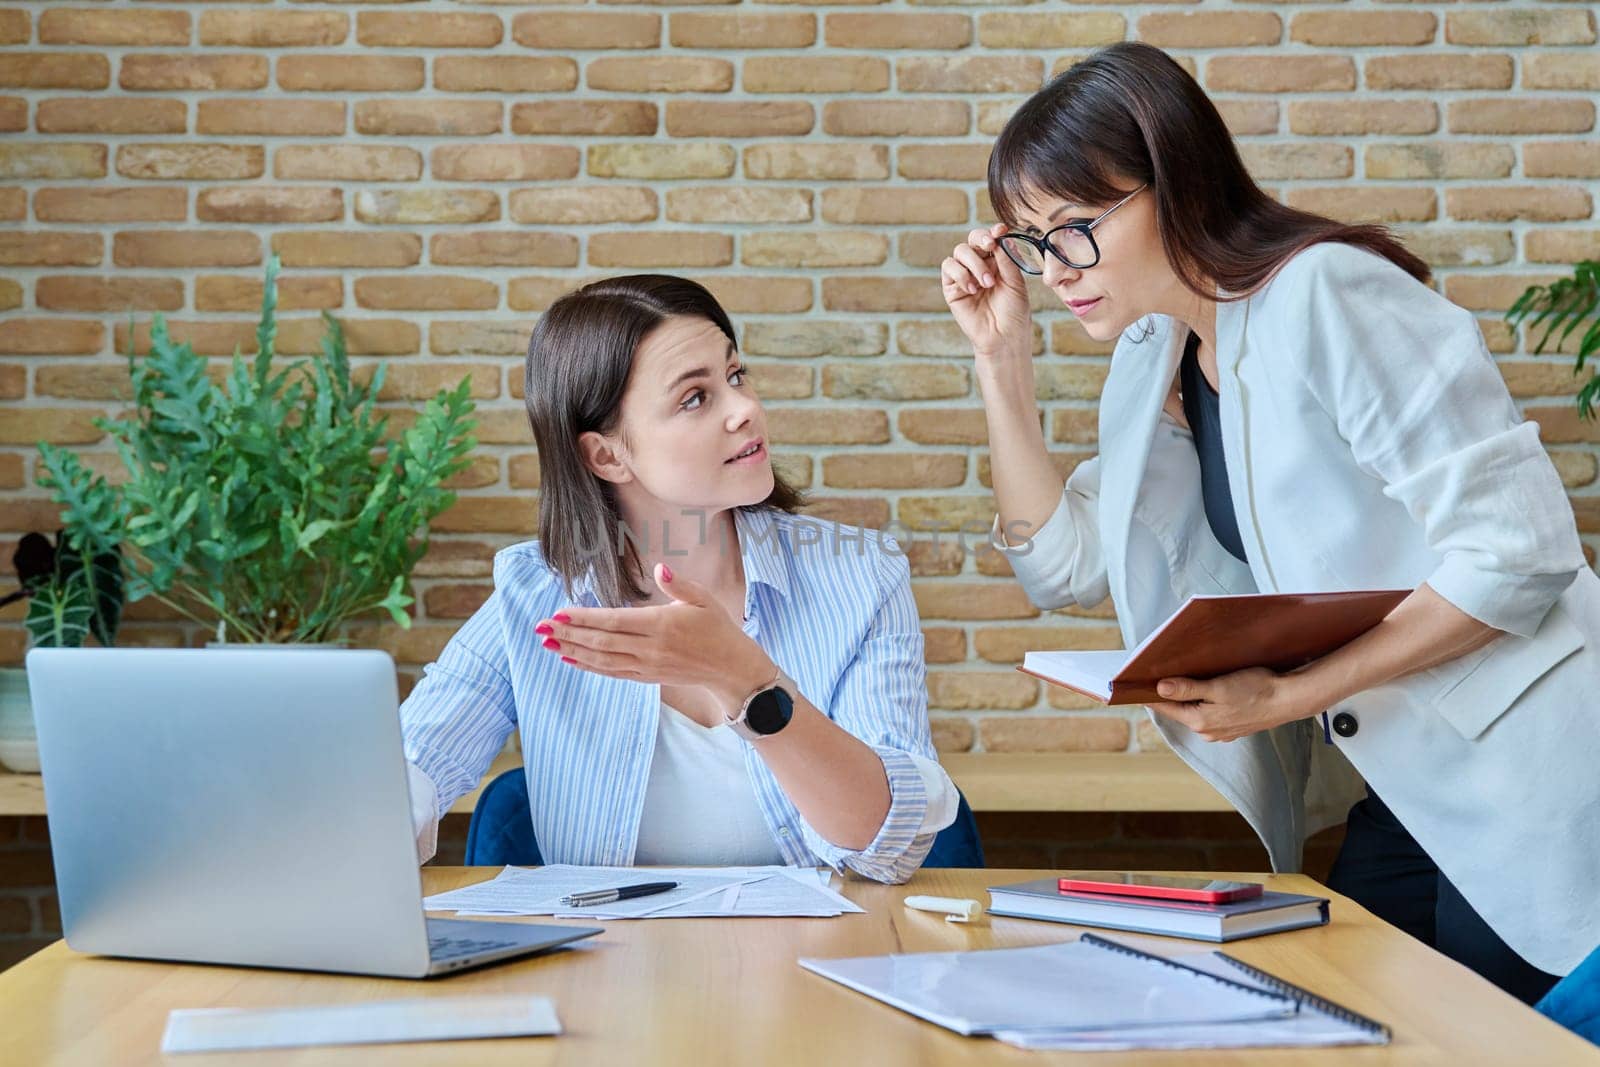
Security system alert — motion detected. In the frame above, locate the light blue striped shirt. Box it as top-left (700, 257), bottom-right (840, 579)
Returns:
top-left (400, 506), bottom-right (957, 884)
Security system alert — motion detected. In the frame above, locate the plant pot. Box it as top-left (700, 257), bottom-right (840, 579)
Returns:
top-left (0, 667), bottom-right (39, 774)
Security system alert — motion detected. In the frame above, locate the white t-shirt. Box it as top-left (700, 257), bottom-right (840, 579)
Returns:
top-left (631, 700), bottom-right (786, 868)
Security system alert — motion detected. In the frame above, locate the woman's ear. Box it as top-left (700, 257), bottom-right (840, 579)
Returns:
top-left (577, 429), bottom-right (633, 486)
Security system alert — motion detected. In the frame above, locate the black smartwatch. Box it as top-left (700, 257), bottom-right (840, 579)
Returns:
top-left (726, 668), bottom-right (796, 742)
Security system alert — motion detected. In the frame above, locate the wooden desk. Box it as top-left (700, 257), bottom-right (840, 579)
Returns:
top-left (1, 868), bottom-right (1592, 1065)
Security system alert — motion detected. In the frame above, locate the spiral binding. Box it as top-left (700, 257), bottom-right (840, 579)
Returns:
top-left (1215, 952), bottom-right (1391, 1038)
top-left (1077, 933), bottom-right (1296, 1009)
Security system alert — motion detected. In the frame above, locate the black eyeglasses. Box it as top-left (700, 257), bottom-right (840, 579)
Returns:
top-left (996, 185), bottom-right (1147, 275)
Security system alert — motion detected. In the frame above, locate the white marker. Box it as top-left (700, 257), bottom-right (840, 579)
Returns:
top-left (904, 895), bottom-right (983, 923)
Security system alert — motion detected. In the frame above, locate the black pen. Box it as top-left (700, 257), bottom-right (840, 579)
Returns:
top-left (560, 881), bottom-right (679, 908)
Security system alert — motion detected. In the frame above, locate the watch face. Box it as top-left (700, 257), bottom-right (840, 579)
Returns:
top-left (745, 685), bottom-right (794, 736)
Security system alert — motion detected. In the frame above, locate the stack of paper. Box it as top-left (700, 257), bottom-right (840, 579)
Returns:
top-left (423, 865), bottom-right (863, 919)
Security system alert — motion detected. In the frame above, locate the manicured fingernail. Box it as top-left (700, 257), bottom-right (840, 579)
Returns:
top-left (542, 638), bottom-right (561, 651)
top-left (661, 564), bottom-right (673, 582)
top-left (983, 274), bottom-right (993, 286)
top-left (534, 623), bottom-right (553, 635)
top-left (553, 612), bottom-right (570, 623)
top-left (561, 656), bottom-right (575, 665)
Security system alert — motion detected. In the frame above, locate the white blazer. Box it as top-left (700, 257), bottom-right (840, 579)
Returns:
top-left (991, 241), bottom-right (1600, 975)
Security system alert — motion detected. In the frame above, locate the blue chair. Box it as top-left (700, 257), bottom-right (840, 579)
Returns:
top-left (1536, 941), bottom-right (1600, 1046)
top-left (465, 768), bottom-right (984, 869)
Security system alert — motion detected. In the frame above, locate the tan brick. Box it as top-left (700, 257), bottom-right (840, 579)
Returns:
top-left (930, 716), bottom-right (974, 752)
top-left (422, 583), bottom-right (493, 620)
top-left (823, 100), bottom-right (968, 138)
top-left (685, 276), bottom-right (812, 315)
top-left (0, 408), bottom-right (107, 445)
top-left (1207, 55), bottom-right (1355, 93)
top-left (1526, 229), bottom-right (1600, 265)
top-left (1443, 273), bottom-right (1564, 313)
top-left (978, 450), bottom-right (1094, 490)
top-left (271, 231), bottom-right (421, 269)
top-left (897, 144), bottom-right (990, 182)
top-left (508, 274), bottom-right (617, 312)
top-left (0, 231), bottom-right (101, 267)
top-left (744, 143), bottom-right (888, 181)
top-left (33, 187), bottom-right (186, 223)
top-left (981, 12), bottom-right (1124, 48)
top-left (39, 8), bottom-right (188, 45)
top-left (36, 97), bottom-right (184, 135)
top-left (1531, 406), bottom-right (1600, 445)
top-left (1498, 360), bottom-right (1589, 399)
top-left (354, 100), bottom-right (499, 137)
top-left (672, 13), bottom-right (815, 49)
top-left (1238, 143), bottom-right (1351, 181)
top-left (1525, 141), bottom-right (1600, 179)
top-left (0, 54), bottom-right (110, 90)
top-left (510, 186), bottom-right (657, 225)
top-left (743, 56), bottom-right (886, 94)
top-left (433, 319), bottom-right (535, 358)
top-left (1478, 317), bottom-right (1517, 355)
top-left (357, 12), bottom-right (501, 49)
top-left (822, 276), bottom-right (946, 314)
top-left (748, 362), bottom-right (812, 400)
top-left (431, 497), bottom-right (537, 535)
top-left (198, 98), bottom-right (343, 137)
top-left (1365, 53), bottom-right (1512, 92)
top-left (743, 320), bottom-right (887, 358)
top-left (1288, 101), bottom-right (1438, 136)
top-left (1447, 186), bottom-right (1592, 224)
top-left (667, 187), bottom-right (811, 224)
top-left (981, 716), bottom-right (1130, 753)
top-left (897, 56), bottom-right (1042, 94)
top-left (893, 229), bottom-right (971, 270)
top-left (1215, 99), bottom-right (1280, 137)
top-left (900, 319), bottom-right (1042, 358)
top-left (431, 232), bottom-right (578, 268)
top-left (899, 407), bottom-right (991, 446)
top-left (511, 101), bottom-right (657, 137)
top-left (589, 56), bottom-right (732, 93)
top-left (589, 231), bottom-right (732, 268)
top-left (1394, 228), bottom-right (1514, 268)
top-left (1284, 187), bottom-right (1436, 224)
top-left (798, 497), bottom-right (889, 530)
top-left (1550, 451), bottom-right (1598, 489)
top-left (195, 186), bottom-right (341, 224)
top-left (823, 362), bottom-right (968, 401)
top-left (738, 226), bottom-right (886, 270)
top-left (507, 454), bottom-right (542, 490)
top-left (1291, 11), bottom-right (1435, 47)
top-left (1137, 12), bottom-right (1279, 48)
top-left (1446, 11), bottom-right (1596, 47)
top-left (821, 187), bottom-right (967, 226)
top-left (121, 53), bottom-right (268, 92)
top-left (354, 275), bottom-right (497, 312)
top-left (1035, 364), bottom-right (1109, 401)
top-left (0, 96), bottom-right (24, 132)
top-left (199, 11), bottom-right (346, 48)
top-left (927, 671), bottom-right (1037, 711)
top-left (277, 54), bottom-right (424, 92)
top-left (1052, 322), bottom-right (1117, 358)
top-left (1, 144), bottom-right (104, 180)
top-left (907, 540), bottom-right (966, 578)
top-left (766, 408), bottom-right (887, 445)
top-left (274, 145), bottom-right (418, 182)
top-left (445, 457), bottom-right (502, 492)
top-left (821, 453), bottom-right (965, 490)
top-left (113, 230), bottom-right (258, 269)
top-left (514, 11), bottom-right (660, 49)
top-left (1366, 143), bottom-right (1515, 181)
top-left (367, 363), bottom-right (501, 403)
top-left (664, 100), bottom-right (813, 138)
top-left (432, 145), bottom-right (578, 183)
top-left (917, 581), bottom-right (1039, 622)
top-left (0, 318), bottom-right (104, 355)
top-left (589, 143), bottom-right (734, 180)
top-left (433, 56), bottom-right (576, 94)
top-left (193, 274), bottom-right (342, 313)
top-left (975, 625), bottom-right (1122, 663)
top-left (1449, 99), bottom-right (1594, 135)
top-left (0, 10), bottom-right (26, 45)
top-left (35, 276), bottom-right (182, 313)
top-left (1525, 53), bottom-right (1600, 92)
top-left (354, 189), bottom-right (499, 225)
top-left (827, 13), bottom-right (969, 49)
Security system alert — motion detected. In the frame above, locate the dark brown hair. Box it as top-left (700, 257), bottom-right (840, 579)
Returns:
top-left (524, 274), bottom-right (805, 608)
top-left (987, 42), bottom-right (1430, 300)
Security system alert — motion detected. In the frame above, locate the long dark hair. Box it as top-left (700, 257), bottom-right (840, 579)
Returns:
top-left (524, 274), bottom-right (805, 608)
top-left (987, 42), bottom-right (1430, 300)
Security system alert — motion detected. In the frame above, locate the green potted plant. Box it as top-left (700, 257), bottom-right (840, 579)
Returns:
top-left (1507, 260), bottom-right (1600, 420)
top-left (0, 531), bottom-right (125, 771)
top-left (35, 254), bottom-right (479, 645)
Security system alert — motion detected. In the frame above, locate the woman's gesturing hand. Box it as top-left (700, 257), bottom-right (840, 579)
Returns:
top-left (534, 563), bottom-right (777, 713)
top-left (941, 222), bottom-right (1034, 360)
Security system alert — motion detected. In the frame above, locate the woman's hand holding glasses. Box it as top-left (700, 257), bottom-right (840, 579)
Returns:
top-left (941, 222), bottom-right (1034, 364)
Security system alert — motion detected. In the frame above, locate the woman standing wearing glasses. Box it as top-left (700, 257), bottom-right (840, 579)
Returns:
top-left (943, 41), bottom-right (1600, 1001)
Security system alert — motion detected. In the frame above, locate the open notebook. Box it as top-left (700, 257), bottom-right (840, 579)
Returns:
top-left (1018, 589), bottom-right (1410, 705)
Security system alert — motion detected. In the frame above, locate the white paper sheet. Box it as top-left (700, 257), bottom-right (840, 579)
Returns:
top-left (161, 995), bottom-right (560, 1053)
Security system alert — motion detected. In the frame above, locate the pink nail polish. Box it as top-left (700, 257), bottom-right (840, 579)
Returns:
top-left (534, 623), bottom-right (552, 635)
top-left (561, 656), bottom-right (575, 665)
top-left (553, 612), bottom-right (571, 623)
top-left (661, 564), bottom-right (674, 582)
top-left (542, 638), bottom-right (560, 651)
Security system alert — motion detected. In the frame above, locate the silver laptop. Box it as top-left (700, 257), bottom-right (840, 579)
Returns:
top-left (26, 647), bottom-right (601, 978)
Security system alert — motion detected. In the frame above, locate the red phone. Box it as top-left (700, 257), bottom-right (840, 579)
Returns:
top-left (1056, 872), bottom-right (1264, 904)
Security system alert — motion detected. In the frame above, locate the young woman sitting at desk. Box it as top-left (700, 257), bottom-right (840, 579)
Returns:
top-left (400, 274), bottom-right (957, 883)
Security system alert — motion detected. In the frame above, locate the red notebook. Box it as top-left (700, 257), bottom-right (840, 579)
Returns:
top-left (1016, 590), bottom-right (1410, 706)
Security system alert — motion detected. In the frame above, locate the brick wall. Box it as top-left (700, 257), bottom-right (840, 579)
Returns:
top-left (0, 1), bottom-right (1595, 962)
